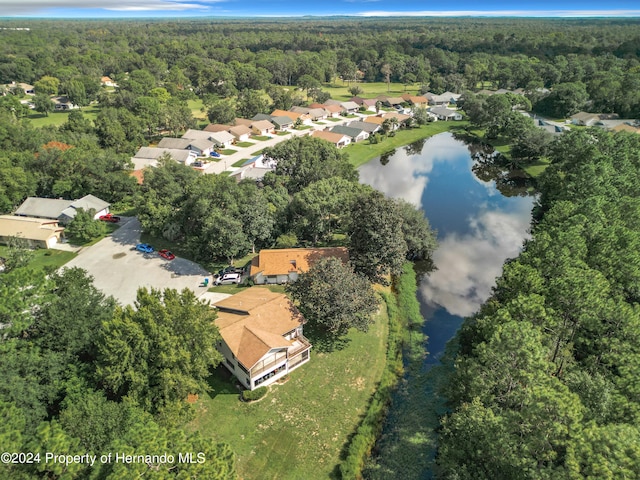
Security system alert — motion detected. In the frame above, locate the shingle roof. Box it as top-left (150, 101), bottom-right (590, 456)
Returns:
top-left (229, 125), bottom-right (252, 137)
top-left (157, 137), bottom-right (191, 149)
top-left (204, 124), bottom-right (232, 133)
top-left (0, 215), bottom-right (63, 242)
top-left (134, 147), bottom-right (193, 162)
top-left (348, 121), bottom-right (380, 133)
top-left (340, 101), bottom-right (360, 111)
top-left (182, 129), bottom-right (214, 140)
top-left (233, 118), bottom-right (253, 127)
top-left (250, 247), bottom-right (349, 277)
top-left (330, 125), bottom-right (365, 138)
top-left (214, 288), bottom-right (306, 369)
top-left (208, 131), bottom-right (235, 145)
top-left (311, 130), bottom-right (349, 144)
top-left (14, 198), bottom-right (73, 219)
top-left (270, 116), bottom-right (293, 127)
top-left (70, 194), bottom-right (110, 213)
top-left (251, 119), bottom-right (275, 131)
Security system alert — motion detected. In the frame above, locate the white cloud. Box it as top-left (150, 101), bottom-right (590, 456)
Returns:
top-left (419, 203), bottom-right (532, 317)
top-left (1, 0), bottom-right (219, 15)
top-left (357, 9), bottom-right (640, 17)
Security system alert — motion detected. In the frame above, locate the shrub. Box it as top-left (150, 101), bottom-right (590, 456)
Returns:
top-left (241, 386), bottom-right (268, 402)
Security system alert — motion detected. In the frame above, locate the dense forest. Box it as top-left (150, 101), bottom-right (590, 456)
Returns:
top-left (437, 129), bottom-right (640, 478)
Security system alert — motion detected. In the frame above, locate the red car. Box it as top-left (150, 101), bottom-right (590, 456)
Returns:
top-left (158, 249), bottom-right (176, 260)
top-left (99, 213), bottom-right (121, 223)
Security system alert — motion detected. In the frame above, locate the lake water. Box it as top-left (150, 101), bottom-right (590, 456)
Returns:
top-left (358, 132), bottom-right (534, 477)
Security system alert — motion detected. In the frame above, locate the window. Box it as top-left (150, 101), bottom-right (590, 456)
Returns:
top-left (226, 358), bottom-right (235, 370)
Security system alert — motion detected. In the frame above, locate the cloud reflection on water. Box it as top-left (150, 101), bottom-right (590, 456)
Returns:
top-left (359, 132), bottom-right (533, 318)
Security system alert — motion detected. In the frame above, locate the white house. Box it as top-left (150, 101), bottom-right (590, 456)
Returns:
top-left (429, 106), bottom-right (463, 121)
top-left (214, 288), bottom-right (312, 390)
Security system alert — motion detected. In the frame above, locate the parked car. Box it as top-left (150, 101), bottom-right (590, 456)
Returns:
top-left (135, 243), bottom-right (154, 253)
top-left (192, 161), bottom-right (204, 167)
top-left (99, 213), bottom-right (121, 223)
top-left (158, 249), bottom-right (175, 260)
top-left (215, 273), bottom-right (241, 285)
top-left (210, 151), bottom-right (221, 158)
top-left (217, 266), bottom-right (242, 276)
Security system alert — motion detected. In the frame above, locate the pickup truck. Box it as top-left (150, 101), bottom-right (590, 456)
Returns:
top-left (99, 213), bottom-right (121, 223)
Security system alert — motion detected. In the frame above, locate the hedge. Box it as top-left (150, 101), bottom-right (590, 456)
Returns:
top-left (339, 263), bottom-right (422, 479)
top-left (241, 386), bottom-right (267, 402)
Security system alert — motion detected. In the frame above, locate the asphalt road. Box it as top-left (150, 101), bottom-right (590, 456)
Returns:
top-left (63, 217), bottom-right (211, 306)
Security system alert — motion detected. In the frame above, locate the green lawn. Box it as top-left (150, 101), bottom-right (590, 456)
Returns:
top-left (188, 99), bottom-right (207, 120)
top-left (294, 125), bottom-right (313, 130)
top-left (322, 81), bottom-right (420, 101)
top-left (186, 302), bottom-right (389, 480)
top-left (27, 105), bottom-right (102, 128)
top-left (235, 141), bottom-right (255, 148)
top-left (251, 135), bottom-right (271, 141)
top-left (232, 158), bottom-right (250, 168)
top-left (346, 122), bottom-right (468, 168)
top-left (220, 149), bottom-right (238, 155)
top-left (276, 131), bottom-right (291, 136)
top-left (0, 245), bottom-right (76, 271)
top-left (523, 157), bottom-right (551, 178)
top-left (325, 117), bottom-right (343, 122)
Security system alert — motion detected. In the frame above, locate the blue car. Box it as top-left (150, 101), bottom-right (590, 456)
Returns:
top-left (210, 151), bottom-right (221, 158)
top-left (135, 243), bottom-right (154, 253)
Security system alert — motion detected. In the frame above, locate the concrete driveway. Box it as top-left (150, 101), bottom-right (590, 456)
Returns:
top-left (63, 217), bottom-right (211, 306)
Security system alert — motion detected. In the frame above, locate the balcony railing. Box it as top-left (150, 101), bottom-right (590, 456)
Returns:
top-left (288, 334), bottom-right (311, 358)
top-left (250, 356), bottom-right (286, 378)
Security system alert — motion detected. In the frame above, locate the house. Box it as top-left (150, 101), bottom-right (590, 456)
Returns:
top-left (208, 131), bottom-right (235, 148)
top-left (404, 95), bottom-right (428, 106)
top-left (270, 115), bottom-right (294, 130)
top-left (158, 137), bottom-right (215, 156)
top-left (230, 154), bottom-right (277, 183)
top-left (100, 76), bottom-right (117, 87)
top-left (182, 129), bottom-right (216, 141)
top-left (250, 119), bottom-right (275, 136)
top-left (570, 112), bottom-right (620, 126)
top-left (233, 118), bottom-right (253, 127)
top-left (0, 215), bottom-right (64, 249)
top-left (8, 82), bottom-right (34, 95)
top-left (204, 123), bottom-right (233, 133)
top-left (363, 115), bottom-right (402, 130)
top-left (330, 125), bottom-right (369, 142)
top-left (612, 123), bottom-right (640, 134)
top-left (425, 92), bottom-right (451, 106)
top-left (347, 120), bottom-right (381, 134)
top-left (157, 137), bottom-right (192, 150)
top-left (308, 107), bottom-right (328, 121)
top-left (14, 194), bottom-right (110, 224)
top-left (323, 104), bottom-right (344, 117)
top-left (340, 101), bottom-right (360, 113)
top-left (272, 109), bottom-right (311, 125)
top-left (250, 247), bottom-right (349, 285)
top-left (311, 130), bottom-right (351, 148)
top-left (442, 91), bottom-right (462, 104)
top-left (429, 107), bottom-right (463, 121)
top-left (52, 96), bottom-right (77, 111)
top-left (132, 147), bottom-right (197, 169)
top-left (383, 97), bottom-right (404, 107)
top-left (229, 125), bottom-right (252, 142)
top-left (382, 112), bottom-right (411, 123)
top-left (214, 287), bottom-right (312, 390)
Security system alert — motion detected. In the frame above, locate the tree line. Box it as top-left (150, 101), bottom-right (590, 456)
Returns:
top-left (436, 128), bottom-right (640, 478)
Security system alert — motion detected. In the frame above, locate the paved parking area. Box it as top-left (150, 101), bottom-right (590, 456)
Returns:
top-left (63, 217), bottom-right (211, 306)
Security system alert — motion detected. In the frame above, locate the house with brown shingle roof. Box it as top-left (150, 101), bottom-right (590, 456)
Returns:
top-left (214, 287), bottom-right (311, 390)
top-left (323, 104), bottom-right (344, 117)
top-left (0, 215), bottom-right (65, 249)
top-left (250, 247), bottom-right (349, 285)
top-left (229, 124), bottom-right (252, 142)
top-left (311, 129), bottom-right (351, 148)
top-left (250, 119), bottom-right (275, 135)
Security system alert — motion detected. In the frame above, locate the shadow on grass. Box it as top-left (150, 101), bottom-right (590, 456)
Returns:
top-left (304, 322), bottom-right (351, 353)
top-left (206, 366), bottom-right (240, 400)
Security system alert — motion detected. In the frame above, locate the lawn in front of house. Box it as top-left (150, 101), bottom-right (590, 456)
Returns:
top-left (235, 141), bottom-right (255, 148)
top-left (232, 158), bottom-right (251, 168)
top-left (0, 245), bottom-right (77, 271)
top-left (347, 121), bottom-right (467, 168)
top-left (186, 301), bottom-right (389, 480)
top-left (251, 135), bottom-right (271, 141)
top-left (220, 149), bottom-right (238, 155)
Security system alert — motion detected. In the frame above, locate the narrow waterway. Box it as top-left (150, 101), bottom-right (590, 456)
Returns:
top-left (358, 132), bottom-right (534, 478)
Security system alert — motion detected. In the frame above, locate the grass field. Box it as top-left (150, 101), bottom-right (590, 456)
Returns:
top-left (188, 99), bottom-right (207, 120)
top-left (346, 122), bottom-right (468, 168)
top-left (26, 105), bottom-right (102, 128)
top-left (0, 245), bottom-right (76, 271)
top-left (236, 141), bottom-right (255, 148)
top-left (523, 157), bottom-right (551, 178)
top-left (322, 81), bottom-right (421, 102)
top-left (186, 301), bottom-right (390, 480)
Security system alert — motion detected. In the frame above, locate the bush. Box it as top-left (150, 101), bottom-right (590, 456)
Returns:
top-left (241, 386), bottom-right (268, 402)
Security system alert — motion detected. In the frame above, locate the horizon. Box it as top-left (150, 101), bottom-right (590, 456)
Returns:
top-left (1, 0), bottom-right (639, 19)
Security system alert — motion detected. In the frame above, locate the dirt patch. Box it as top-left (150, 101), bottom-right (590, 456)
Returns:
top-left (113, 252), bottom-right (126, 259)
top-left (187, 393), bottom-right (199, 404)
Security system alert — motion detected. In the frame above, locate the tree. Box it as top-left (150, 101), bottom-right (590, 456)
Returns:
top-left (162, 97), bottom-right (196, 136)
top-left (63, 79), bottom-right (88, 108)
top-left (381, 64), bottom-right (392, 92)
top-left (34, 76), bottom-right (60, 96)
top-left (396, 199), bottom-right (437, 262)
top-left (97, 288), bottom-right (223, 414)
top-left (65, 208), bottom-right (107, 244)
top-left (348, 85), bottom-right (363, 97)
top-left (236, 89), bottom-right (269, 119)
top-left (265, 135), bottom-right (357, 194)
top-left (206, 97), bottom-right (237, 125)
top-left (348, 190), bottom-right (408, 283)
top-left (298, 74), bottom-right (321, 96)
top-left (287, 257), bottom-right (378, 336)
top-left (33, 93), bottom-right (54, 117)
top-left (412, 105), bottom-right (432, 125)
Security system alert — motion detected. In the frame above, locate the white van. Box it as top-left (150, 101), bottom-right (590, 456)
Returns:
top-left (215, 273), bottom-right (242, 285)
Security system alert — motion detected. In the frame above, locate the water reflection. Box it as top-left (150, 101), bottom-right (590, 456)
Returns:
top-left (359, 132), bottom-right (533, 320)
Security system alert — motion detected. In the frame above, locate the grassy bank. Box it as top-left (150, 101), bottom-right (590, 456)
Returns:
top-left (0, 245), bottom-right (76, 271)
top-left (186, 294), bottom-right (390, 480)
top-left (346, 122), bottom-right (468, 168)
top-left (340, 263), bottom-right (426, 479)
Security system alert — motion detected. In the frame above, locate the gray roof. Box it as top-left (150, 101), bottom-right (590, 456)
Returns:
top-left (15, 197), bottom-right (72, 219)
top-left (340, 101), bottom-right (360, 111)
top-left (71, 194), bottom-right (110, 213)
top-left (187, 138), bottom-right (215, 151)
top-left (348, 121), bottom-right (380, 133)
top-left (252, 113), bottom-right (273, 122)
top-left (308, 108), bottom-right (328, 119)
top-left (384, 97), bottom-right (404, 106)
top-left (323, 99), bottom-right (343, 106)
top-left (158, 138), bottom-right (191, 149)
top-left (290, 106), bottom-right (311, 114)
top-left (430, 106), bottom-right (459, 117)
top-left (208, 131), bottom-right (235, 145)
top-left (134, 147), bottom-right (193, 162)
top-left (251, 119), bottom-right (275, 131)
top-left (331, 125), bottom-right (366, 138)
top-left (271, 116), bottom-right (293, 127)
top-left (181, 129), bottom-right (214, 140)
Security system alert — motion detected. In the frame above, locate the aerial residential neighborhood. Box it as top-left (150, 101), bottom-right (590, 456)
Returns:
top-left (1, 10), bottom-right (640, 480)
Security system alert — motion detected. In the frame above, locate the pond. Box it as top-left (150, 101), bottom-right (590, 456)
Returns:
top-left (358, 132), bottom-right (534, 478)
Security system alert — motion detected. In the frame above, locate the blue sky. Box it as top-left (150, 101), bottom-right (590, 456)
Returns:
top-left (2, 0), bottom-right (640, 18)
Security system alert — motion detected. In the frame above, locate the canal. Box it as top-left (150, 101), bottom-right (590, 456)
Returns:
top-left (358, 132), bottom-right (535, 478)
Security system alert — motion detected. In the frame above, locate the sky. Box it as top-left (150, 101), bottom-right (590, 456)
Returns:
top-left (1, 0), bottom-right (640, 18)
